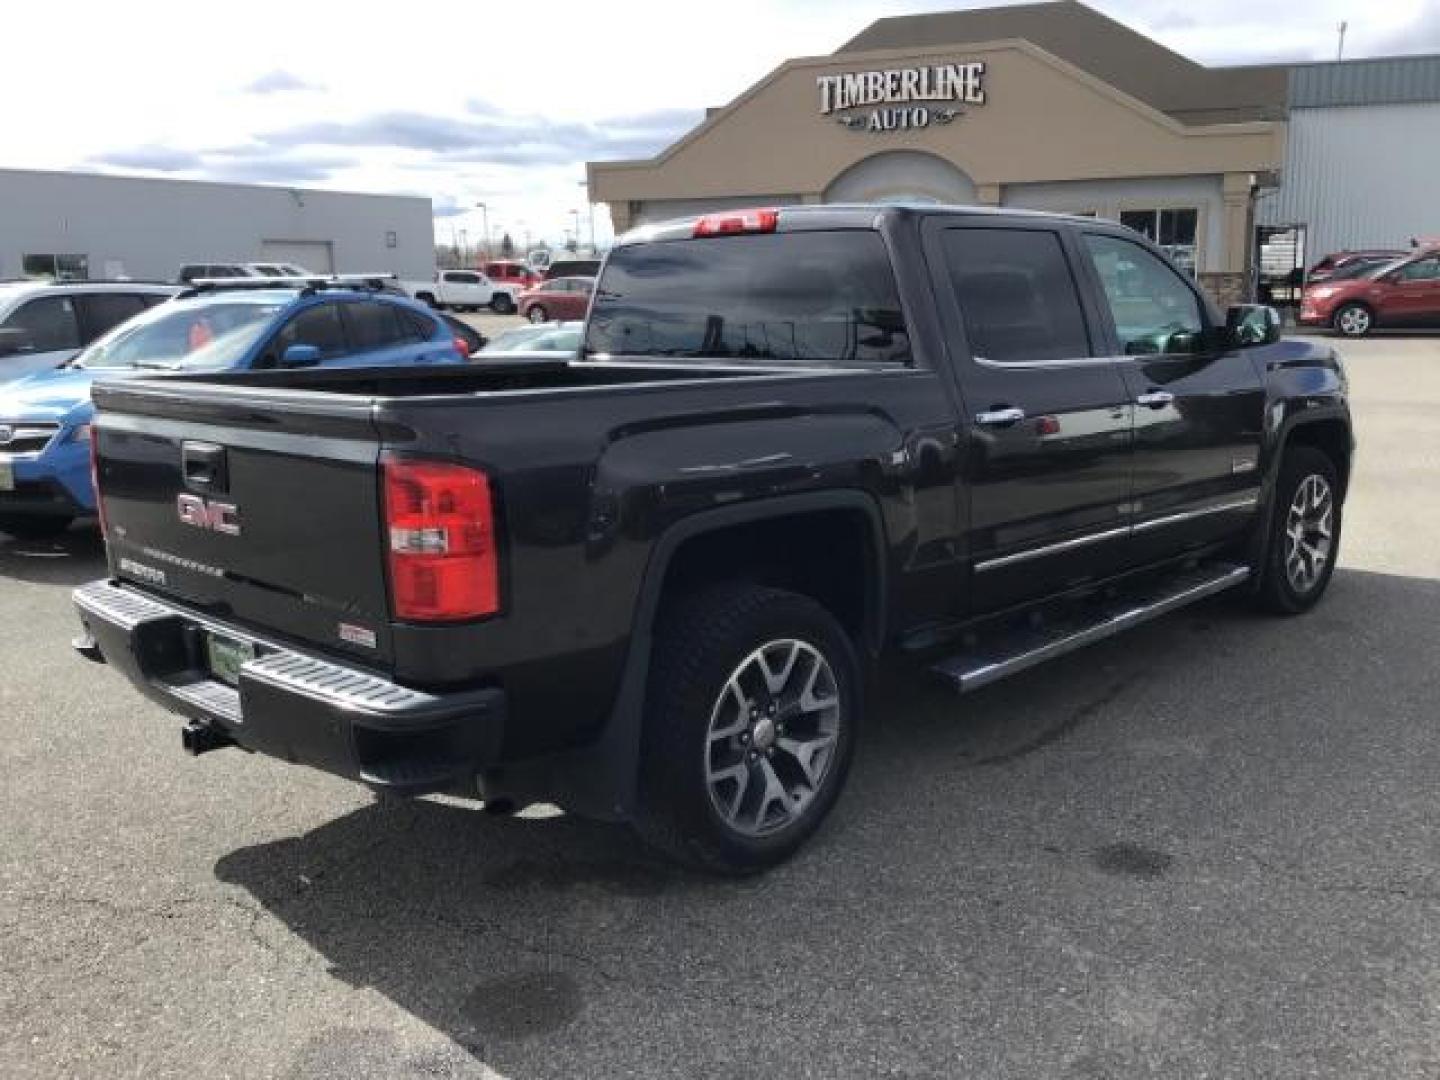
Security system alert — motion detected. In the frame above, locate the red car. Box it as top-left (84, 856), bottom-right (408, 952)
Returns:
top-left (482, 260), bottom-right (541, 290)
top-left (518, 276), bottom-right (594, 323)
top-left (1300, 247), bottom-right (1440, 336)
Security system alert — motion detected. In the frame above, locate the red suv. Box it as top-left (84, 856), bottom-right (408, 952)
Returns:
top-left (518, 277), bottom-right (594, 323)
top-left (1300, 248), bottom-right (1440, 336)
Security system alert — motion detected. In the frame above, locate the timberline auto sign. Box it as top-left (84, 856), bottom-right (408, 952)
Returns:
top-left (817, 62), bottom-right (987, 132)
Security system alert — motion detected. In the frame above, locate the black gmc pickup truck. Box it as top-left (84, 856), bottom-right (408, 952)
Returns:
top-left (74, 205), bottom-right (1353, 872)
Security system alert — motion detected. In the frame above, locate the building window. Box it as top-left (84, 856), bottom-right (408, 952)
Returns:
top-left (1119, 209), bottom-right (1198, 275)
top-left (23, 253), bottom-right (89, 280)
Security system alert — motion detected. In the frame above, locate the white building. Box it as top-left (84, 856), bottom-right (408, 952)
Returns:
top-left (0, 168), bottom-right (436, 282)
top-left (1260, 55), bottom-right (1440, 265)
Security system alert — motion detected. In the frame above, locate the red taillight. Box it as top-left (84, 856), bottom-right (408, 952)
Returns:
top-left (383, 458), bottom-right (499, 622)
top-left (693, 207), bottom-right (779, 237)
top-left (89, 428), bottom-right (108, 538)
top-left (453, 336), bottom-right (472, 358)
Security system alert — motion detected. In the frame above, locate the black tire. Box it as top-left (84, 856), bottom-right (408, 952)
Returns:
top-left (527, 305), bottom-right (548, 324)
top-left (1332, 302), bottom-right (1373, 337)
top-left (636, 583), bottom-right (861, 874)
top-left (0, 514), bottom-right (73, 540)
top-left (1253, 446), bottom-right (1342, 614)
top-left (491, 294), bottom-right (515, 314)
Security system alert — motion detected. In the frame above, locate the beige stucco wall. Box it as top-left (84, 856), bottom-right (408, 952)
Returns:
top-left (589, 39), bottom-right (1284, 273)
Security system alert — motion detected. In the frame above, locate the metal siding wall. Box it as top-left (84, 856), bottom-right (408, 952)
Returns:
top-left (1259, 103), bottom-right (1440, 261)
top-left (0, 170), bottom-right (436, 281)
top-left (1290, 58), bottom-right (1440, 108)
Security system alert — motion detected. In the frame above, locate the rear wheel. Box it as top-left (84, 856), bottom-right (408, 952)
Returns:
top-left (1253, 446), bottom-right (1341, 614)
top-left (527, 305), bottom-right (548, 324)
top-left (637, 583), bottom-right (860, 874)
top-left (0, 514), bottom-right (73, 540)
top-left (491, 294), bottom-right (515, 314)
top-left (1333, 302), bottom-right (1373, 337)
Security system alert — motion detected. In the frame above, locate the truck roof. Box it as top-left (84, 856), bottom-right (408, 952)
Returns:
top-left (617, 203), bottom-right (1107, 246)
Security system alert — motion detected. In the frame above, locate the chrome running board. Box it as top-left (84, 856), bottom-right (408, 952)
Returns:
top-left (932, 562), bottom-right (1250, 694)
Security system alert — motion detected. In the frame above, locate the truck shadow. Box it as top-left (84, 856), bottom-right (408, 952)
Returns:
top-left (0, 526), bottom-right (106, 586)
top-left (213, 566), bottom-right (1437, 1078)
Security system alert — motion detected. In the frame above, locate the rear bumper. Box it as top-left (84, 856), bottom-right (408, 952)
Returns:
top-left (72, 579), bottom-right (504, 795)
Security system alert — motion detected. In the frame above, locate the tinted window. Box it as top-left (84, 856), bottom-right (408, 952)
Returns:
top-left (941, 228), bottom-right (1090, 364)
top-left (271, 303), bottom-right (346, 361)
top-left (1398, 257), bottom-right (1440, 282)
top-left (444, 271), bottom-right (479, 285)
top-left (3, 296), bottom-right (81, 351)
top-left (1084, 234), bottom-right (1205, 355)
top-left (586, 232), bottom-right (909, 365)
top-left (345, 301), bottom-right (416, 350)
top-left (400, 308), bottom-right (439, 340)
top-left (79, 293), bottom-right (149, 342)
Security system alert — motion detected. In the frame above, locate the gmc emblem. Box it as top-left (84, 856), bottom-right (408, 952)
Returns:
top-left (176, 493), bottom-right (241, 536)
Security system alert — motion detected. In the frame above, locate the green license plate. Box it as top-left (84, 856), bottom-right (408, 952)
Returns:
top-left (0, 461), bottom-right (13, 492)
top-left (206, 633), bottom-right (256, 686)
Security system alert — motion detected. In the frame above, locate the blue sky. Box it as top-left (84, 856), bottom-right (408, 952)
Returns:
top-left (5, 0), bottom-right (1438, 250)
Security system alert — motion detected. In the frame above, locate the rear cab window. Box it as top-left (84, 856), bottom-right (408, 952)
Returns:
top-left (586, 231), bottom-right (910, 366)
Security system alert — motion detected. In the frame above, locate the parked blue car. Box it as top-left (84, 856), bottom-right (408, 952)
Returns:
top-left (0, 282), bottom-right (471, 538)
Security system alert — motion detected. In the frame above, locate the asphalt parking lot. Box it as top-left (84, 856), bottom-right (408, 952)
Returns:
top-left (3, 333), bottom-right (1439, 1079)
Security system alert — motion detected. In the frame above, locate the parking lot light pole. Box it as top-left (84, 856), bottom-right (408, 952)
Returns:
top-left (475, 202), bottom-right (491, 260)
top-left (578, 180), bottom-right (597, 255)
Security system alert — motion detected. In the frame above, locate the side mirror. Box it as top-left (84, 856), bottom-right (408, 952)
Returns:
top-left (1226, 304), bottom-right (1282, 348)
top-left (280, 343), bottom-right (322, 368)
top-left (0, 327), bottom-right (36, 358)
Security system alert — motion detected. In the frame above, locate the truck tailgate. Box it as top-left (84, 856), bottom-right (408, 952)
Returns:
top-left (93, 381), bottom-right (395, 667)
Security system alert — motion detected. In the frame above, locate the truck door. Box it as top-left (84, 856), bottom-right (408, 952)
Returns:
top-left (1077, 231), bottom-right (1266, 565)
top-left (924, 220), bottom-right (1134, 614)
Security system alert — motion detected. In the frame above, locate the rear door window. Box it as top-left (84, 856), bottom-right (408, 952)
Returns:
top-left (2, 296), bottom-right (81, 351)
top-left (939, 228), bottom-right (1092, 363)
top-left (586, 231), bottom-right (910, 365)
top-left (344, 301), bottom-right (417, 350)
top-left (77, 292), bottom-right (149, 343)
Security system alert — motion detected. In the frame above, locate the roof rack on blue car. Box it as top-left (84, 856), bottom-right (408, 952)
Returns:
top-left (180, 273), bottom-right (400, 299)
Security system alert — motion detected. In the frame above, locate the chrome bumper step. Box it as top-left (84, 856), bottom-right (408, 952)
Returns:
top-left (932, 562), bottom-right (1251, 694)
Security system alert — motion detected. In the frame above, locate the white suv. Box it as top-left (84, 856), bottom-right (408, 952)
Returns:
top-left (0, 281), bottom-right (178, 385)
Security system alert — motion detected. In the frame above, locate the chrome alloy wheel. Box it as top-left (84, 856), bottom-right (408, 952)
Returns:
top-left (704, 639), bottom-right (842, 838)
top-left (1285, 474), bottom-right (1335, 593)
top-left (1336, 306), bottom-right (1371, 336)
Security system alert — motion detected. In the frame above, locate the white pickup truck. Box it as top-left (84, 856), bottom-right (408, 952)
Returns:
top-left (399, 270), bottom-right (520, 314)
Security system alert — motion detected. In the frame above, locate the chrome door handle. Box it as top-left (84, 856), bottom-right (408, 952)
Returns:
top-left (975, 407), bottom-right (1027, 426)
top-left (1136, 390), bottom-right (1175, 409)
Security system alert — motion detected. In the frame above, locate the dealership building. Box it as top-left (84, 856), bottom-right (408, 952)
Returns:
top-left (0, 168), bottom-right (436, 283)
top-left (589, 0), bottom-right (1440, 306)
